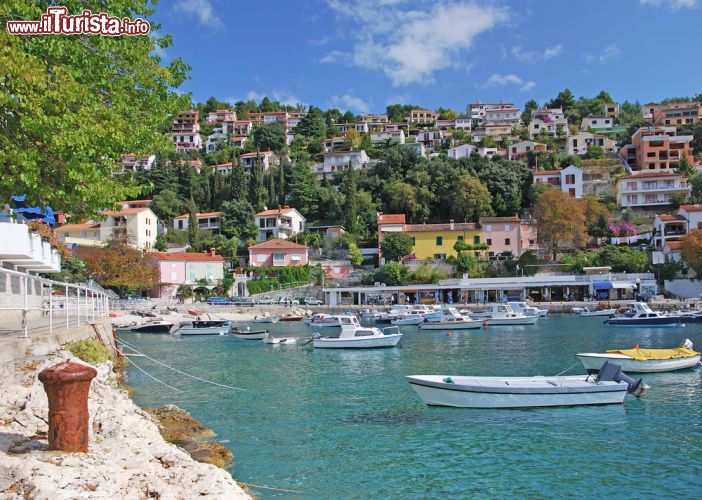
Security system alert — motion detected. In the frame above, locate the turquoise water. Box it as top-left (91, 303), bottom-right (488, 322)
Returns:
top-left (121, 316), bottom-right (702, 498)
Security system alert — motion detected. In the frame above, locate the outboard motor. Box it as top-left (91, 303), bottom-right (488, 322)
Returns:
top-left (683, 338), bottom-right (694, 350)
top-left (596, 361), bottom-right (643, 396)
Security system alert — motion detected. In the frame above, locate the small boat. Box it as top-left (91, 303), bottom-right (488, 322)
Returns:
top-left (360, 309), bottom-right (383, 321)
top-left (577, 340), bottom-right (700, 373)
top-left (508, 301), bottom-right (548, 317)
top-left (304, 313), bottom-right (333, 325)
top-left (407, 361), bottom-right (643, 408)
top-left (577, 307), bottom-right (617, 317)
top-left (485, 304), bottom-right (540, 326)
top-left (174, 320), bottom-right (233, 336)
top-left (231, 327), bottom-right (269, 340)
top-left (187, 309), bottom-right (203, 317)
top-left (391, 314), bottom-right (425, 326)
top-left (279, 315), bottom-right (304, 322)
top-left (419, 317), bottom-right (482, 330)
top-left (263, 336), bottom-right (298, 345)
top-left (307, 315), bottom-right (342, 328)
top-left (605, 302), bottom-right (683, 327)
top-left (116, 320), bottom-right (174, 334)
top-left (311, 316), bottom-right (402, 349)
top-left (252, 315), bottom-right (279, 323)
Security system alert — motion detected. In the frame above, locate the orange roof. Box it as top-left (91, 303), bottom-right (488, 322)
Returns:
top-left (241, 150), bottom-right (273, 157)
top-left (101, 207), bottom-right (150, 216)
top-left (58, 223), bottom-right (101, 231)
top-left (255, 206), bottom-right (297, 217)
top-left (665, 241), bottom-right (683, 250)
top-left (151, 252), bottom-right (224, 262)
top-left (533, 170), bottom-right (561, 176)
top-left (248, 239), bottom-right (308, 250)
top-left (657, 214), bottom-right (686, 221)
top-left (377, 213), bottom-right (406, 225)
top-left (215, 162), bottom-right (233, 167)
top-left (173, 211), bottom-right (223, 219)
top-left (405, 223), bottom-right (477, 232)
top-left (680, 204), bottom-right (702, 213)
top-left (619, 171), bottom-right (682, 179)
top-left (480, 216), bottom-right (521, 223)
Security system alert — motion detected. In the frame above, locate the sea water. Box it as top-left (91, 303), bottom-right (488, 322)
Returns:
top-left (121, 315), bottom-right (702, 498)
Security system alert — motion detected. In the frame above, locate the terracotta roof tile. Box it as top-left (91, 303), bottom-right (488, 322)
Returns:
top-left (150, 252), bottom-right (224, 262)
top-left (620, 171), bottom-right (683, 179)
top-left (665, 241), bottom-right (683, 250)
top-left (377, 213), bottom-right (406, 225)
top-left (101, 207), bottom-right (150, 216)
top-left (255, 207), bottom-right (298, 217)
top-left (173, 212), bottom-right (223, 219)
top-left (680, 204), bottom-right (702, 213)
top-left (248, 239), bottom-right (308, 250)
top-left (404, 223), bottom-right (477, 232)
top-left (58, 223), bottom-right (101, 231)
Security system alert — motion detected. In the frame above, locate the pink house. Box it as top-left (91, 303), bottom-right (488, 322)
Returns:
top-left (248, 239), bottom-right (309, 267)
top-left (480, 216), bottom-right (538, 258)
top-left (149, 250), bottom-right (225, 298)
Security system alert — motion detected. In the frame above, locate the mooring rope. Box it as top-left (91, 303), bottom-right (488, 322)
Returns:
top-left (116, 338), bottom-right (245, 392)
top-left (555, 362), bottom-right (580, 376)
top-left (238, 481), bottom-right (303, 493)
top-left (122, 354), bottom-right (183, 393)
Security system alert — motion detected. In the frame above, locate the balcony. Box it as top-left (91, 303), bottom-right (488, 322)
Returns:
top-left (0, 222), bottom-right (61, 273)
top-left (621, 184), bottom-right (689, 193)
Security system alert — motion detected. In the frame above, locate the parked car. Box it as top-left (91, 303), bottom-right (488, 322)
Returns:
top-left (278, 297), bottom-right (300, 306)
top-left (207, 297), bottom-right (231, 305)
top-left (230, 297), bottom-right (255, 307)
top-left (304, 297), bottom-right (324, 305)
top-left (255, 297), bottom-right (274, 305)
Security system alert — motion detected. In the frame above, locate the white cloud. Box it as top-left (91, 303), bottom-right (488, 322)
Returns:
top-left (246, 91), bottom-right (263, 102)
top-left (640, 0), bottom-right (697, 9)
top-left (481, 73), bottom-right (535, 92)
top-left (386, 93), bottom-right (410, 105)
top-left (318, 50), bottom-right (353, 64)
top-left (272, 90), bottom-right (304, 107)
top-left (325, 0), bottom-right (509, 86)
top-left (330, 94), bottom-right (370, 114)
top-left (174, 0), bottom-right (221, 28)
top-left (512, 44), bottom-right (563, 63)
top-left (583, 44), bottom-right (621, 64)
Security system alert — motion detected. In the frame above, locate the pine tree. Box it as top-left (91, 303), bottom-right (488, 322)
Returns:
top-left (342, 164), bottom-right (358, 235)
top-left (278, 161), bottom-right (286, 205)
top-left (187, 197), bottom-right (199, 247)
top-left (230, 163), bottom-right (246, 200)
top-left (248, 155), bottom-right (266, 211)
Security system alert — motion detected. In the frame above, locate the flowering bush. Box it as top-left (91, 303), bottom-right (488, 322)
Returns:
top-left (28, 220), bottom-right (71, 259)
top-left (609, 222), bottom-right (636, 237)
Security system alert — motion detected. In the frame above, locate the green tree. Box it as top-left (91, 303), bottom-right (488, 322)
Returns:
top-left (455, 252), bottom-right (477, 273)
top-left (584, 145), bottom-right (605, 160)
top-left (0, 1), bottom-right (189, 216)
top-left (522, 99), bottom-right (539, 125)
top-left (676, 155), bottom-right (695, 177)
top-left (151, 189), bottom-right (185, 225)
top-left (221, 199), bottom-right (255, 238)
top-left (381, 233), bottom-right (414, 262)
top-left (690, 173), bottom-right (702, 203)
top-left (288, 163), bottom-right (319, 219)
top-left (375, 261), bottom-right (408, 286)
top-left (452, 175), bottom-right (494, 222)
top-left (547, 88), bottom-right (576, 114)
top-left (681, 231), bottom-right (702, 277)
top-left (342, 167), bottom-right (358, 234)
top-left (294, 107), bottom-right (326, 138)
top-left (154, 234), bottom-right (167, 251)
top-left (187, 197), bottom-right (199, 246)
top-left (348, 242), bottom-right (363, 267)
top-left (251, 122), bottom-right (286, 152)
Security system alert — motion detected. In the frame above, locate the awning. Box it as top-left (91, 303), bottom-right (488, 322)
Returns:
top-left (593, 281), bottom-right (613, 290)
top-left (612, 282), bottom-right (636, 289)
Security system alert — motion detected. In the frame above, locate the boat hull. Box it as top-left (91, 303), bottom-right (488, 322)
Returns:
top-left (419, 321), bottom-right (482, 330)
top-left (313, 334), bottom-right (402, 349)
top-left (577, 353), bottom-right (700, 373)
top-left (605, 318), bottom-right (682, 327)
top-left (391, 318), bottom-right (424, 326)
top-left (231, 331), bottom-right (269, 340)
top-left (264, 337), bottom-right (297, 344)
top-left (486, 316), bottom-right (540, 326)
top-left (407, 375), bottom-right (628, 408)
top-left (117, 323), bottom-right (173, 334)
top-left (176, 327), bottom-right (230, 336)
top-left (578, 309), bottom-right (616, 317)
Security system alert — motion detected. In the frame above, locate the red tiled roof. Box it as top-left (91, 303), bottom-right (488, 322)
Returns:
top-left (173, 211), bottom-right (223, 219)
top-left (533, 170), bottom-right (561, 176)
top-left (665, 241), bottom-right (683, 250)
top-left (215, 162), bottom-right (233, 167)
top-left (150, 252), bottom-right (224, 262)
top-left (480, 216), bottom-right (521, 223)
top-left (255, 206), bottom-right (297, 217)
top-left (680, 204), bottom-right (702, 213)
top-left (404, 223), bottom-right (477, 232)
top-left (657, 214), bottom-right (686, 221)
top-left (58, 223), bottom-right (101, 231)
top-left (377, 213), bottom-right (406, 225)
top-left (101, 207), bottom-right (150, 216)
top-left (248, 239), bottom-right (308, 250)
top-left (619, 171), bottom-right (683, 179)
top-left (241, 150), bottom-right (273, 157)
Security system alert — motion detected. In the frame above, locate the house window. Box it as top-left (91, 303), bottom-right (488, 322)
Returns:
top-left (504, 225), bottom-right (510, 232)
top-left (411, 237), bottom-right (416, 245)
top-left (273, 253), bottom-right (285, 262)
top-left (457, 235), bottom-right (464, 242)
top-left (256, 254), bottom-right (267, 262)
top-left (485, 224), bottom-right (492, 232)
top-left (473, 235), bottom-right (480, 244)
top-left (291, 254), bottom-right (301, 261)
top-left (170, 272), bottom-right (177, 281)
top-left (565, 175), bottom-right (575, 185)
top-left (486, 238), bottom-right (492, 245)
top-left (433, 253), bottom-right (446, 260)
top-left (436, 236), bottom-right (443, 246)
top-left (505, 238), bottom-right (511, 245)
top-left (259, 219), bottom-right (265, 228)
top-left (64, 233), bottom-right (69, 237)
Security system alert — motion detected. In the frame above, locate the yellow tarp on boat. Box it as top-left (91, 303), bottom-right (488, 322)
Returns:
top-left (606, 346), bottom-right (700, 361)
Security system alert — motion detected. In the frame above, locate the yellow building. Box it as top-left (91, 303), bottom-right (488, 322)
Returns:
top-left (404, 222), bottom-right (483, 260)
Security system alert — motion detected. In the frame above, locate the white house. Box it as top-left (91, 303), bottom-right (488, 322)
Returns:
top-left (567, 132), bottom-right (617, 156)
top-left (532, 165), bottom-right (583, 198)
top-left (173, 212), bottom-right (222, 231)
top-left (205, 130), bottom-right (227, 152)
top-left (240, 151), bottom-right (279, 173)
top-left (213, 162), bottom-right (233, 175)
top-left (580, 116), bottom-right (614, 131)
top-left (447, 143), bottom-right (475, 159)
top-left (616, 172), bottom-right (691, 208)
top-left (414, 130), bottom-right (444, 148)
top-left (315, 150), bottom-right (371, 176)
top-left (254, 206), bottom-right (306, 241)
top-left (206, 109), bottom-right (235, 124)
top-left (322, 136), bottom-right (347, 153)
top-left (369, 130), bottom-right (405, 144)
top-left (222, 120), bottom-right (253, 137)
top-left (529, 109), bottom-right (569, 139)
top-left (115, 153), bottom-right (155, 175)
top-left (403, 142), bottom-right (427, 157)
top-left (334, 122), bottom-right (369, 134)
top-left (508, 140), bottom-right (546, 159)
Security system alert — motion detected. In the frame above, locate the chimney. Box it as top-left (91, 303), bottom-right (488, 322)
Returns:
top-left (209, 248), bottom-right (216, 257)
top-left (450, 219), bottom-right (455, 230)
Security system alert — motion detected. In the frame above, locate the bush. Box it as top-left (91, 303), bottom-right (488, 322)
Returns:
top-left (65, 338), bottom-right (110, 365)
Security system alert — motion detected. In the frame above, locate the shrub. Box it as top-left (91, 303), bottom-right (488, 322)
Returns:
top-left (65, 338), bottom-right (110, 365)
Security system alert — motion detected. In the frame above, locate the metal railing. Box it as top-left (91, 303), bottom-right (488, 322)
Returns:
top-left (0, 267), bottom-right (110, 338)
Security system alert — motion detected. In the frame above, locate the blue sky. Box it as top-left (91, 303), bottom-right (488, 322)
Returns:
top-left (152, 0), bottom-right (701, 113)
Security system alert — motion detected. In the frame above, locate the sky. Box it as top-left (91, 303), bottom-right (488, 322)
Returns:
top-left (151, 0), bottom-right (702, 113)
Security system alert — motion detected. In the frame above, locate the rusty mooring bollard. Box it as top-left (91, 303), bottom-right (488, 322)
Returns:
top-left (38, 361), bottom-right (97, 452)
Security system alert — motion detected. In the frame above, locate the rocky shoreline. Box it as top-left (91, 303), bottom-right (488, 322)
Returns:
top-left (0, 351), bottom-right (249, 499)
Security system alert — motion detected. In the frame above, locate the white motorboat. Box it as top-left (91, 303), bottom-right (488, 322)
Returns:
top-left (407, 361), bottom-right (642, 408)
top-left (391, 314), bottom-right (425, 326)
top-left (116, 320), bottom-right (174, 334)
top-left (263, 336), bottom-right (298, 345)
top-left (304, 313), bottom-right (340, 327)
top-left (575, 306), bottom-right (617, 317)
top-left (509, 301), bottom-right (548, 317)
top-left (360, 309), bottom-right (383, 321)
top-left (418, 316), bottom-right (482, 330)
top-left (174, 320), bottom-right (233, 336)
top-left (311, 316), bottom-right (402, 349)
top-left (577, 340), bottom-right (700, 373)
top-left (605, 302), bottom-right (682, 327)
top-left (231, 327), bottom-right (269, 340)
top-left (252, 315), bottom-right (279, 323)
top-left (485, 304), bottom-right (540, 326)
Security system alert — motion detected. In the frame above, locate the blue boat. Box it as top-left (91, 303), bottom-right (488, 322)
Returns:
top-left (605, 302), bottom-right (682, 327)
